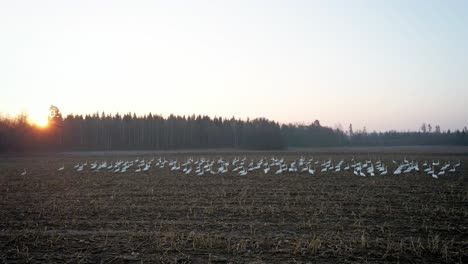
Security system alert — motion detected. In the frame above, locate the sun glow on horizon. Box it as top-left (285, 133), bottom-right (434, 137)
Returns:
top-left (27, 108), bottom-right (49, 128)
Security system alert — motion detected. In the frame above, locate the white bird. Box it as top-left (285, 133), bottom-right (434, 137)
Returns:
top-left (197, 168), bottom-right (204, 176)
top-left (426, 166), bottom-right (435, 176)
top-left (380, 167), bottom-right (388, 176)
top-left (275, 166), bottom-right (283, 175)
top-left (20, 169), bottom-right (27, 176)
top-left (239, 167), bottom-right (248, 176)
top-left (57, 164), bottom-right (65, 171)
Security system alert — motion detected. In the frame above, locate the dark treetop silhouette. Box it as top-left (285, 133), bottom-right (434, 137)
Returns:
top-left (0, 106), bottom-right (467, 152)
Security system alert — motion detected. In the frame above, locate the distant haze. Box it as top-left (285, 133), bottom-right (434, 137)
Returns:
top-left (1, 0), bottom-right (467, 131)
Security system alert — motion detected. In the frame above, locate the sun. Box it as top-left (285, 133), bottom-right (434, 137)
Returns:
top-left (27, 108), bottom-right (50, 128)
top-left (31, 116), bottom-right (49, 127)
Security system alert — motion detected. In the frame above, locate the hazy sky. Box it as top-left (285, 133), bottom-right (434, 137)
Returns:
top-left (1, 0), bottom-right (467, 131)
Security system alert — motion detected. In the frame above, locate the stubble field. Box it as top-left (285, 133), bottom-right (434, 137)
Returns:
top-left (0, 151), bottom-right (467, 263)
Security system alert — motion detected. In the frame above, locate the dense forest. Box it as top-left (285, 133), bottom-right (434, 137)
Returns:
top-left (0, 106), bottom-right (467, 152)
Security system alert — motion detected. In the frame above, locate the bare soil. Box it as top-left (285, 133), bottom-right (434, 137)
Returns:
top-left (0, 152), bottom-right (467, 263)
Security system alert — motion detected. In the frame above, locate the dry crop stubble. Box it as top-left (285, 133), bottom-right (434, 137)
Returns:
top-left (0, 152), bottom-right (466, 263)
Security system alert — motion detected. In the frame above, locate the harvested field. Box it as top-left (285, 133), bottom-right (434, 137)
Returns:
top-left (0, 152), bottom-right (467, 263)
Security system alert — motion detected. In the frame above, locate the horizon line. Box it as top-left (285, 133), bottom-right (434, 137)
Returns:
top-left (1, 110), bottom-right (466, 134)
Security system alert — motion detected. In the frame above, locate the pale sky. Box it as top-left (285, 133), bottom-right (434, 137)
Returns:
top-left (1, 0), bottom-right (467, 131)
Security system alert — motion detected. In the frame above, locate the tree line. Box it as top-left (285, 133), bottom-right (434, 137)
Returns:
top-left (0, 106), bottom-right (467, 152)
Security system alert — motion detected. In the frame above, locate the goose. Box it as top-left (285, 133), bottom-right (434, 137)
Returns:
top-left (185, 166), bottom-right (192, 175)
top-left (426, 166), bottom-right (434, 176)
top-left (380, 169), bottom-right (388, 176)
top-left (99, 162), bottom-right (107, 169)
top-left (57, 164), bottom-right (65, 171)
top-left (264, 165), bottom-right (270, 174)
top-left (197, 168), bottom-right (204, 176)
top-left (275, 166), bottom-right (283, 174)
top-left (359, 169), bottom-right (366, 177)
top-left (219, 166), bottom-right (228, 174)
top-left (20, 169), bottom-right (27, 176)
top-left (378, 165), bottom-right (386, 172)
top-left (308, 166), bottom-right (315, 175)
top-left (288, 164), bottom-right (297, 172)
top-left (403, 166), bottom-right (412, 173)
top-left (239, 167), bottom-right (248, 176)
top-left (171, 162), bottom-right (180, 171)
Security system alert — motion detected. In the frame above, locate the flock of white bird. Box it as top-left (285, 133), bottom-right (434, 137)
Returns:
top-left (20, 156), bottom-right (460, 179)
